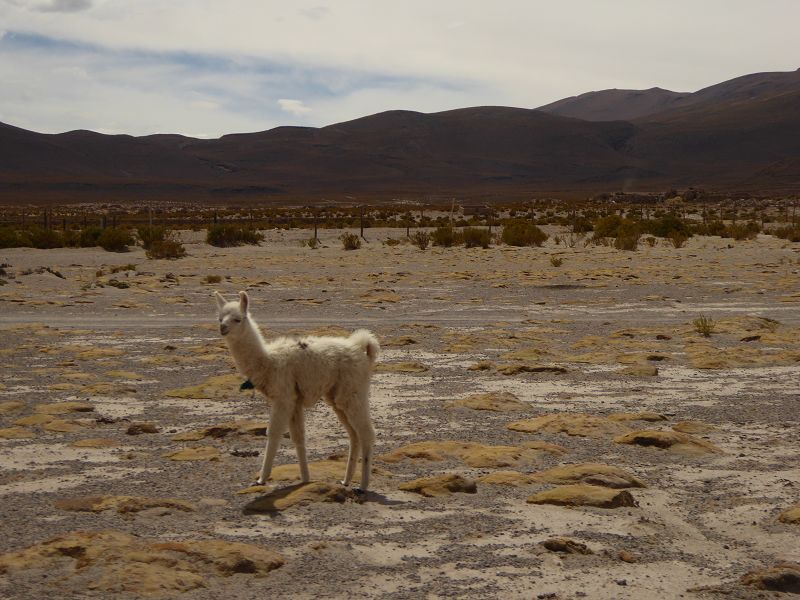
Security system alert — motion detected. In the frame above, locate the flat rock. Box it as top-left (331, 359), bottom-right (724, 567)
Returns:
top-left (398, 474), bottom-right (477, 497)
top-left (127, 422), bottom-right (160, 435)
top-left (617, 364), bottom-right (659, 376)
top-left (43, 419), bottom-right (87, 433)
top-left (0, 401), bottom-right (25, 415)
top-left (497, 364), bottom-right (567, 375)
top-left (527, 484), bottom-right (637, 508)
top-left (35, 401), bottom-right (95, 414)
top-left (0, 426), bottom-right (35, 439)
top-left (165, 446), bottom-right (222, 461)
top-left (379, 440), bottom-right (557, 468)
top-left (614, 429), bottom-right (722, 456)
top-left (0, 530), bottom-right (283, 595)
top-left (14, 413), bottom-right (55, 426)
top-left (740, 563), bottom-right (800, 594)
top-left (55, 495), bottom-right (196, 514)
top-left (672, 420), bottom-right (716, 434)
top-left (507, 413), bottom-right (633, 438)
top-left (778, 504), bottom-right (800, 524)
top-left (374, 361), bottom-right (428, 373)
top-left (172, 419), bottom-right (268, 441)
top-left (541, 537), bottom-right (593, 554)
top-left (450, 392), bottom-right (528, 412)
top-left (243, 482), bottom-right (358, 512)
top-left (69, 438), bottom-right (119, 448)
top-left (532, 463), bottom-right (646, 488)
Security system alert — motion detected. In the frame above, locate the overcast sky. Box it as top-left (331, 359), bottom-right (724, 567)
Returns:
top-left (0, 0), bottom-right (797, 137)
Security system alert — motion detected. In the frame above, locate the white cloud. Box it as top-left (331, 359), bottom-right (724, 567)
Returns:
top-left (35, 0), bottom-right (93, 13)
top-left (277, 98), bottom-right (312, 116)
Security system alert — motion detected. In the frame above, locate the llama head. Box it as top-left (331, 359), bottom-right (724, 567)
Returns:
top-left (214, 291), bottom-right (249, 337)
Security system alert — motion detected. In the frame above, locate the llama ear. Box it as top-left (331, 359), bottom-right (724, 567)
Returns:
top-left (239, 291), bottom-right (249, 313)
top-left (214, 291), bottom-right (227, 311)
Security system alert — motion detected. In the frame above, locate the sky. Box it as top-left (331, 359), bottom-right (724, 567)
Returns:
top-left (0, 0), bottom-right (798, 138)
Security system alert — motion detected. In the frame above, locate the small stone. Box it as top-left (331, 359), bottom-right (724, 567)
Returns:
top-left (127, 422), bottom-right (160, 435)
top-left (527, 484), bottom-right (637, 509)
top-left (399, 474), bottom-right (477, 497)
top-left (541, 538), bottom-right (593, 555)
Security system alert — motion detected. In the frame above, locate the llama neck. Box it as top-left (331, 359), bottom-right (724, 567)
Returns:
top-left (226, 317), bottom-right (271, 381)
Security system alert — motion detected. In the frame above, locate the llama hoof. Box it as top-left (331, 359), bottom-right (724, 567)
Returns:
top-left (340, 480), bottom-right (350, 487)
top-left (352, 487), bottom-right (366, 496)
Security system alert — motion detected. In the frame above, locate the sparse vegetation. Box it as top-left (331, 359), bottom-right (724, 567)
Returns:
top-left (306, 237), bottom-right (320, 249)
top-left (136, 225), bottom-right (168, 250)
top-left (206, 224), bottom-right (264, 247)
top-left (110, 264), bottom-right (137, 273)
top-left (411, 231), bottom-right (430, 250)
top-left (772, 225), bottom-right (800, 242)
top-left (339, 232), bottom-right (361, 250)
top-left (203, 275), bottom-right (223, 284)
top-left (98, 227), bottom-right (134, 252)
top-left (693, 315), bottom-right (715, 337)
top-left (550, 256), bottom-right (564, 267)
top-left (462, 227), bottom-right (491, 248)
top-left (501, 220), bottom-right (548, 247)
top-left (146, 239), bottom-right (187, 259)
top-left (432, 226), bottom-right (462, 247)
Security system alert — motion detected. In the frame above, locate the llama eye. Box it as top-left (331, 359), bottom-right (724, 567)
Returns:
top-left (234, 318), bottom-right (241, 323)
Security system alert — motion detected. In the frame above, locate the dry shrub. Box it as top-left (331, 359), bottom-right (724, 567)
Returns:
top-left (463, 227), bottom-right (491, 248)
top-left (207, 224), bottom-right (264, 247)
top-left (339, 232), bottom-right (361, 250)
top-left (411, 231), bottom-right (430, 250)
top-left (432, 226), bottom-right (462, 247)
top-left (550, 256), bottom-right (564, 267)
top-left (146, 239), bottom-right (187, 260)
top-left (98, 227), bottom-right (134, 252)
top-left (693, 315), bottom-right (715, 337)
top-left (501, 220), bottom-right (548, 247)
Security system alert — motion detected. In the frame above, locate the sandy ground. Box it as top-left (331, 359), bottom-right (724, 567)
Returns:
top-left (0, 227), bottom-right (799, 599)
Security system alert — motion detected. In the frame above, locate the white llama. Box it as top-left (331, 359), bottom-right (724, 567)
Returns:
top-left (214, 291), bottom-right (379, 492)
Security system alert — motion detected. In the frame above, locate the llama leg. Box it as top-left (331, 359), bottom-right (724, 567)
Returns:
top-left (289, 405), bottom-right (309, 483)
top-left (346, 398), bottom-right (374, 492)
top-left (258, 407), bottom-right (289, 485)
top-left (332, 405), bottom-right (359, 486)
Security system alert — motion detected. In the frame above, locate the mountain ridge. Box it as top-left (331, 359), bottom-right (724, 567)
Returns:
top-left (1, 68), bottom-right (799, 203)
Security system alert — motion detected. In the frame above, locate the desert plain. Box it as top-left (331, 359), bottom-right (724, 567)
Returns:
top-left (0, 226), bottom-right (798, 599)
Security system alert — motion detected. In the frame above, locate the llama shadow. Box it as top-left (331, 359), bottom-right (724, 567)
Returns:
top-left (242, 481), bottom-right (404, 516)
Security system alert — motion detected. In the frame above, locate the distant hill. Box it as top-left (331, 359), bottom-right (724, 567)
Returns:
top-left (537, 87), bottom-right (690, 121)
top-left (1, 68), bottom-right (799, 204)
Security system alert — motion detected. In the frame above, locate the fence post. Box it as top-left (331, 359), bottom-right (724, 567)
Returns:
top-left (360, 206), bottom-right (365, 240)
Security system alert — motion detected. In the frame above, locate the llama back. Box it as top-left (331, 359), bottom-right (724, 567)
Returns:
top-left (349, 329), bottom-right (380, 364)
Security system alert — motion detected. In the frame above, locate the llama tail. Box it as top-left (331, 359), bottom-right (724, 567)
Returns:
top-left (350, 329), bottom-right (380, 364)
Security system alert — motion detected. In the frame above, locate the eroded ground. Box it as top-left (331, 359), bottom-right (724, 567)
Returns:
top-left (0, 228), bottom-right (799, 599)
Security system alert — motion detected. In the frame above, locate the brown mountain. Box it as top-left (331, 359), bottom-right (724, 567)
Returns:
top-left (1, 68), bottom-right (799, 204)
top-left (537, 87), bottom-right (690, 121)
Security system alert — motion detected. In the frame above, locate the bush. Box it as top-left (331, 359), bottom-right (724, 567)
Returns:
top-left (669, 232), bottom-right (689, 248)
top-left (339, 232), bottom-right (361, 250)
top-left (613, 221), bottom-right (640, 251)
top-left (98, 227), bottom-right (134, 252)
top-left (643, 214), bottom-right (691, 239)
top-left (146, 239), bottom-right (187, 259)
top-left (726, 222), bottom-right (760, 241)
top-left (203, 275), bottom-right (223, 284)
top-left (27, 227), bottom-right (65, 249)
top-left (693, 315), bottom-right (715, 337)
top-left (411, 231), bottom-right (430, 250)
top-left (772, 225), bottom-right (800, 242)
top-left (463, 227), bottom-right (491, 248)
top-left (501, 220), bottom-right (548, 247)
top-left (137, 225), bottom-right (168, 250)
top-left (206, 224), bottom-right (264, 247)
top-left (550, 256), bottom-right (564, 267)
top-left (79, 226), bottom-right (104, 247)
top-left (593, 215), bottom-right (624, 238)
top-left (571, 216), bottom-right (594, 234)
top-left (0, 227), bottom-right (31, 248)
top-left (432, 226), bottom-right (462, 247)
